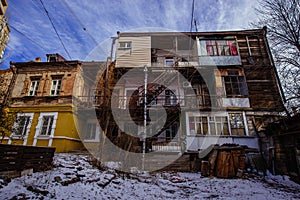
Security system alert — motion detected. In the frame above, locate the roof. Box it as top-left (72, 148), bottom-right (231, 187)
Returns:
top-left (118, 28), bottom-right (267, 37)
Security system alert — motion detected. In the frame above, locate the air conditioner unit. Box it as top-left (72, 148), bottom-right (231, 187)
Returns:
top-left (183, 81), bottom-right (192, 88)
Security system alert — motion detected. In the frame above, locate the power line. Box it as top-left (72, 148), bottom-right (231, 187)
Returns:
top-left (9, 25), bottom-right (47, 52)
top-left (61, 0), bottom-right (98, 46)
top-left (38, 0), bottom-right (72, 60)
top-left (189, 0), bottom-right (195, 32)
top-left (194, 19), bottom-right (198, 32)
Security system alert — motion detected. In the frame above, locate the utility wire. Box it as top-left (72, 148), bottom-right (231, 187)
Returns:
top-left (39, 0), bottom-right (72, 60)
top-left (194, 19), bottom-right (198, 32)
top-left (61, 0), bottom-right (98, 46)
top-left (188, 0), bottom-right (195, 63)
top-left (10, 25), bottom-right (47, 52)
top-left (189, 0), bottom-right (195, 32)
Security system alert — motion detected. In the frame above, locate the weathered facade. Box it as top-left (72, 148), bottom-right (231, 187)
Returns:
top-left (264, 113), bottom-right (300, 182)
top-left (1, 55), bottom-right (105, 152)
top-left (90, 28), bottom-right (284, 157)
top-left (0, 68), bottom-right (13, 106)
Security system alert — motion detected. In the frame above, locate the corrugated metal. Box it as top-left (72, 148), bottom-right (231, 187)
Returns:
top-left (116, 36), bottom-right (151, 68)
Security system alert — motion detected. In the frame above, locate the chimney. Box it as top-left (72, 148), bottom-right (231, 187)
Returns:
top-left (292, 107), bottom-right (298, 116)
top-left (35, 57), bottom-right (41, 62)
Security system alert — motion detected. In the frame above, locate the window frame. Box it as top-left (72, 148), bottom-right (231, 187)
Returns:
top-left (40, 115), bottom-right (54, 136)
top-left (164, 57), bottom-right (175, 67)
top-left (188, 115), bottom-right (230, 136)
top-left (228, 113), bottom-right (247, 136)
top-left (165, 89), bottom-right (177, 106)
top-left (187, 112), bottom-right (247, 136)
top-left (200, 39), bottom-right (238, 56)
top-left (119, 41), bottom-right (132, 49)
top-left (11, 113), bottom-right (34, 137)
top-left (222, 70), bottom-right (248, 97)
top-left (50, 79), bottom-right (62, 96)
top-left (34, 112), bottom-right (58, 138)
top-left (84, 120), bottom-right (101, 141)
top-left (28, 78), bottom-right (40, 96)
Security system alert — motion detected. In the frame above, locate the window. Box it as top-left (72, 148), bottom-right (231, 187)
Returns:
top-left (165, 90), bottom-right (177, 105)
top-left (223, 70), bottom-right (248, 97)
top-left (209, 116), bottom-right (229, 135)
top-left (28, 79), bottom-right (40, 96)
top-left (165, 57), bottom-right (174, 67)
top-left (50, 79), bottom-right (61, 96)
top-left (189, 115), bottom-right (229, 135)
top-left (14, 116), bottom-right (30, 136)
top-left (85, 122), bottom-right (97, 140)
top-left (48, 55), bottom-right (57, 62)
top-left (40, 116), bottom-right (54, 135)
top-left (189, 116), bottom-right (208, 135)
top-left (229, 113), bottom-right (245, 136)
top-left (201, 40), bottom-right (238, 56)
top-left (119, 41), bottom-right (132, 49)
top-left (12, 113), bottom-right (33, 137)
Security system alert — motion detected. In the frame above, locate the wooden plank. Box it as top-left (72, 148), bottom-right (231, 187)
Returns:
top-left (208, 149), bottom-right (218, 176)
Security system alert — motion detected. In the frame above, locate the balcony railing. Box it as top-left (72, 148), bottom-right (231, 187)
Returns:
top-left (76, 94), bottom-right (226, 109)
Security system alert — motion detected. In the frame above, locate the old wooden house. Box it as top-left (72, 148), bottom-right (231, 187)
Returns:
top-left (75, 27), bottom-right (285, 171)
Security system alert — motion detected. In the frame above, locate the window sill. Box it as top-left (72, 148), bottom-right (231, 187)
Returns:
top-left (187, 135), bottom-right (255, 138)
top-left (118, 48), bottom-right (131, 50)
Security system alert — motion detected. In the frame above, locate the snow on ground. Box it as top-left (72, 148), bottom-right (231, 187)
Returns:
top-left (0, 153), bottom-right (300, 200)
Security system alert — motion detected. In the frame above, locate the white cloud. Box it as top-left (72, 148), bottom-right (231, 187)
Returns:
top-left (1, 0), bottom-right (259, 69)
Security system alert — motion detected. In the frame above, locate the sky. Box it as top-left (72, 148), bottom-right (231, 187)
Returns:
top-left (1, 0), bottom-right (259, 69)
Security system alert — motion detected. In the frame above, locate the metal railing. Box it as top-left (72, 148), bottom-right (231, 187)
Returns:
top-left (76, 94), bottom-right (224, 109)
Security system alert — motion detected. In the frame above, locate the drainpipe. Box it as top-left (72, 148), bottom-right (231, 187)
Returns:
top-left (142, 65), bottom-right (148, 171)
top-left (3, 62), bottom-right (17, 110)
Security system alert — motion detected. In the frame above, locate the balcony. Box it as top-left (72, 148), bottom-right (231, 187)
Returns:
top-left (198, 56), bottom-right (242, 66)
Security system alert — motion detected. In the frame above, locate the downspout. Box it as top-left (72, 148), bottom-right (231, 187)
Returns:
top-left (4, 62), bottom-right (17, 109)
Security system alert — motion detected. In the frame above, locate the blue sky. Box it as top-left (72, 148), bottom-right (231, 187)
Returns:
top-left (1, 0), bottom-right (259, 69)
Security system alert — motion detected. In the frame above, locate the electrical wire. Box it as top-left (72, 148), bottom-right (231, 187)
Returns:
top-left (38, 0), bottom-right (72, 60)
top-left (9, 25), bottom-right (47, 52)
top-left (61, 0), bottom-right (99, 46)
top-left (189, 0), bottom-right (195, 33)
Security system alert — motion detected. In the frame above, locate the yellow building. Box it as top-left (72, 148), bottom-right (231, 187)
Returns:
top-left (2, 54), bottom-right (105, 152)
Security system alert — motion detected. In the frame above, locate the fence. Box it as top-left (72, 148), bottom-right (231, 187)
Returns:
top-left (0, 144), bottom-right (55, 173)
